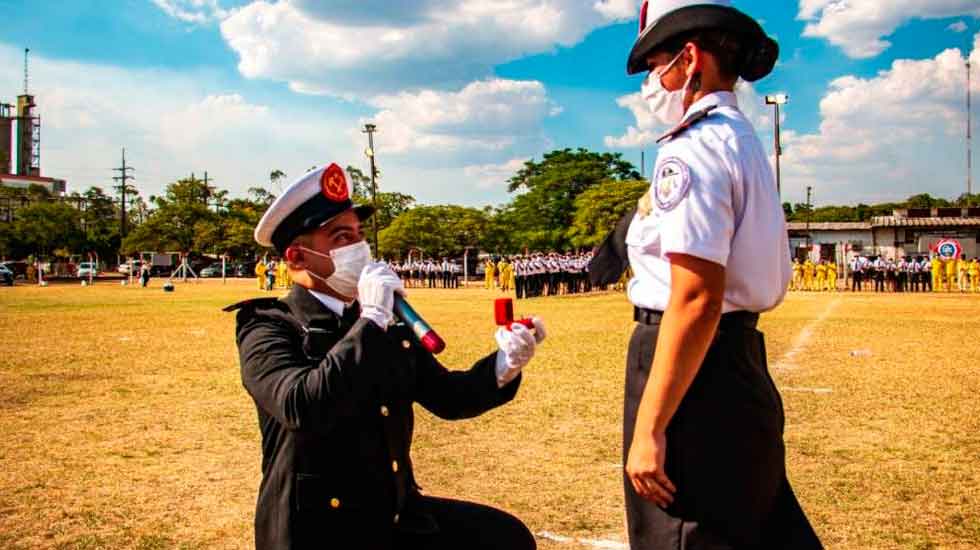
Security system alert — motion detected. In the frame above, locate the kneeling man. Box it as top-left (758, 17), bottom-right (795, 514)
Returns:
top-left (228, 163), bottom-right (544, 550)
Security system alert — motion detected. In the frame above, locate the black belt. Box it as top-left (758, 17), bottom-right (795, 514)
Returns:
top-left (633, 307), bottom-right (759, 329)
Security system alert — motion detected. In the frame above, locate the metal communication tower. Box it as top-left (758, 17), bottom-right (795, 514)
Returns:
top-left (113, 148), bottom-right (135, 238)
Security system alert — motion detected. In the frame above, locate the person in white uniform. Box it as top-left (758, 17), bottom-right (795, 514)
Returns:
top-left (589, 1), bottom-right (823, 548)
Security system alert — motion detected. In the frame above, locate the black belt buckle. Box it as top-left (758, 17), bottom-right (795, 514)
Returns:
top-left (633, 307), bottom-right (663, 325)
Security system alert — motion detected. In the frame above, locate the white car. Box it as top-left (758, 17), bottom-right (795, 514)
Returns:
top-left (117, 261), bottom-right (141, 275)
top-left (77, 262), bottom-right (99, 278)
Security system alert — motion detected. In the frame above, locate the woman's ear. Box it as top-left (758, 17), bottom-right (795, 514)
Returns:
top-left (682, 42), bottom-right (702, 77)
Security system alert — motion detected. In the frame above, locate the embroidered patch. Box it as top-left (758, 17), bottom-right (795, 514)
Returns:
top-left (653, 157), bottom-right (691, 212)
top-left (320, 163), bottom-right (349, 202)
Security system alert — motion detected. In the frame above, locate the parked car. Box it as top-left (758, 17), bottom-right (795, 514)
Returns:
top-left (199, 264), bottom-right (234, 278)
top-left (235, 261), bottom-right (257, 278)
top-left (0, 264), bottom-right (13, 286)
top-left (118, 260), bottom-right (142, 275)
top-left (0, 261), bottom-right (28, 279)
top-left (77, 262), bottom-right (99, 278)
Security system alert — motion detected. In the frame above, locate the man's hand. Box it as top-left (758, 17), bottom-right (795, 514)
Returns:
top-left (493, 317), bottom-right (546, 387)
top-left (358, 262), bottom-right (405, 330)
top-left (626, 430), bottom-right (676, 508)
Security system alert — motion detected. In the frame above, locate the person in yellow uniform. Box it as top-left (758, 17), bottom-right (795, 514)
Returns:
top-left (931, 255), bottom-right (942, 292)
top-left (791, 258), bottom-right (803, 291)
top-left (255, 260), bottom-right (267, 291)
top-left (498, 258), bottom-right (511, 291)
top-left (970, 258), bottom-right (980, 292)
top-left (827, 260), bottom-right (838, 291)
top-left (484, 258), bottom-right (497, 290)
top-left (944, 255), bottom-right (956, 292)
top-left (815, 260), bottom-right (827, 292)
top-left (508, 257), bottom-right (517, 291)
top-left (803, 258), bottom-right (815, 291)
top-left (957, 254), bottom-right (969, 293)
top-left (276, 258), bottom-right (288, 289)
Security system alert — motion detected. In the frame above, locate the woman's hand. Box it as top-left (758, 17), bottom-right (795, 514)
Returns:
top-left (626, 430), bottom-right (676, 507)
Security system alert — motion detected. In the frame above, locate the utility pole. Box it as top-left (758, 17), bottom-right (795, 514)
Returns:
top-left (968, 59), bottom-right (973, 197)
top-left (112, 148), bottom-right (135, 238)
top-left (362, 123), bottom-right (380, 258)
top-left (805, 185), bottom-right (813, 252)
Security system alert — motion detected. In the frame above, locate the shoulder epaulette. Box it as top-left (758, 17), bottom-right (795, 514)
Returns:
top-left (222, 297), bottom-right (284, 313)
top-left (656, 105), bottom-right (718, 144)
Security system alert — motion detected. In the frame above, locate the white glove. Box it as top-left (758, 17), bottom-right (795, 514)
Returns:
top-left (494, 317), bottom-right (547, 387)
top-left (357, 261), bottom-right (405, 330)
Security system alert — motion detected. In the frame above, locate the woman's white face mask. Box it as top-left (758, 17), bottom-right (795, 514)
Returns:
top-left (641, 49), bottom-right (694, 127)
top-left (297, 241), bottom-right (371, 302)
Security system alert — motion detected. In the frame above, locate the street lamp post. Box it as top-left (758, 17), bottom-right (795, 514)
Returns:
top-left (765, 94), bottom-right (789, 199)
top-left (362, 123), bottom-right (380, 258)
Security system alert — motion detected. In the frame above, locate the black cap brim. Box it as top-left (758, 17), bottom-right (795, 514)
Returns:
top-left (627, 5), bottom-right (774, 77)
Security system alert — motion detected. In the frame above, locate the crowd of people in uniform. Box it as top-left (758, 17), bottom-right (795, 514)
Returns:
top-left (254, 258), bottom-right (293, 291)
top-left (389, 258), bottom-right (463, 289)
top-left (482, 252), bottom-right (600, 299)
top-left (790, 255), bottom-right (980, 293)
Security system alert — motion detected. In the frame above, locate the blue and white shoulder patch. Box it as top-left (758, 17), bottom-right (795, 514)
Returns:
top-left (653, 157), bottom-right (691, 212)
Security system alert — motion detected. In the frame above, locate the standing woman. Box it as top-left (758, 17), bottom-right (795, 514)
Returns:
top-left (619, 1), bottom-right (822, 548)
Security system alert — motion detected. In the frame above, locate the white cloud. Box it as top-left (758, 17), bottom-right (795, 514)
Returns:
top-left (798, 0), bottom-right (980, 58)
top-left (604, 82), bottom-right (769, 148)
top-left (779, 33), bottom-right (980, 204)
top-left (464, 158), bottom-right (530, 189)
top-left (151, 0), bottom-right (230, 24)
top-left (220, 0), bottom-right (640, 97)
top-left (0, 45), bottom-right (358, 201)
top-left (357, 79), bottom-right (561, 155)
top-left (948, 21), bottom-right (969, 33)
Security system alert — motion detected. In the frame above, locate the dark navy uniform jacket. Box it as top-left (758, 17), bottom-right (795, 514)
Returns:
top-left (227, 285), bottom-right (520, 550)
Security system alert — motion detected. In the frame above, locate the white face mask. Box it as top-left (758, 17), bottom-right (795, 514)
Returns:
top-left (641, 49), bottom-right (693, 127)
top-left (299, 241), bottom-right (371, 302)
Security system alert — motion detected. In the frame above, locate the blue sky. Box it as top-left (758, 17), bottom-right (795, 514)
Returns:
top-left (1, 1), bottom-right (979, 208)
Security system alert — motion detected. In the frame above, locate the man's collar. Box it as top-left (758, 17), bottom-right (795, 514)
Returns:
top-left (308, 289), bottom-right (345, 318)
top-left (281, 285), bottom-right (344, 328)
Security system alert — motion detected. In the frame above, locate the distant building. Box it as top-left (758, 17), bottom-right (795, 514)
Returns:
top-left (788, 208), bottom-right (980, 263)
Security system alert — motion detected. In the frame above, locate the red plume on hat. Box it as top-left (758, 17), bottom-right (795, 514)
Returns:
top-left (627, 0), bottom-right (778, 82)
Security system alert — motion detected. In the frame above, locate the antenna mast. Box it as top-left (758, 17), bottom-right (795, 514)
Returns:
top-left (23, 48), bottom-right (29, 95)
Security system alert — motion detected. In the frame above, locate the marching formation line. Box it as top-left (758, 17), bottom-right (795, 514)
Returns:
top-left (770, 298), bottom-right (841, 371)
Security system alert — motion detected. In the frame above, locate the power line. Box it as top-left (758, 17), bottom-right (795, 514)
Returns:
top-left (112, 148), bottom-right (135, 238)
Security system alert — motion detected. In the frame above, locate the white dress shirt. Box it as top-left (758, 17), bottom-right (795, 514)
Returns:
top-left (626, 91), bottom-right (791, 314)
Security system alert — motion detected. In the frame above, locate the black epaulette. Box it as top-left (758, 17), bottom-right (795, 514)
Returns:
top-left (656, 105), bottom-right (718, 144)
top-left (222, 297), bottom-right (284, 313)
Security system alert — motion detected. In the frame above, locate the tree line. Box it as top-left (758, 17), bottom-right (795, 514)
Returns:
top-left (2, 147), bottom-right (978, 263)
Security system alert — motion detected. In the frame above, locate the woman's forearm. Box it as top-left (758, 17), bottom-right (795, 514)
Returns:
top-left (634, 291), bottom-right (723, 436)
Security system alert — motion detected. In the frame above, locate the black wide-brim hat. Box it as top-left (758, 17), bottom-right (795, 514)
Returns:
top-left (627, 1), bottom-right (778, 82)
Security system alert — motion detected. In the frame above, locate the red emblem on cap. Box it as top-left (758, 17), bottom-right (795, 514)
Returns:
top-left (320, 163), bottom-right (349, 202)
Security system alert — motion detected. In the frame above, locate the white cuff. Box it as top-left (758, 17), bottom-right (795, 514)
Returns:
top-left (494, 350), bottom-right (522, 388)
top-left (360, 305), bottom-right (391, 331)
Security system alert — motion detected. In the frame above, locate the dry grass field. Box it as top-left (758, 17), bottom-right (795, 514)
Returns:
top-left (0, 280), bottom-right (978, 549)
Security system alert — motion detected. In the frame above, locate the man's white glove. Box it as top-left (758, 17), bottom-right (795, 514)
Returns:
top-left (494, 317), bottom-right (547, 388)
top-left (357, 261), bottom-right (405, 330)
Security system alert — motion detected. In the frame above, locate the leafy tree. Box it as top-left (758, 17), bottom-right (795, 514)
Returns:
top-left (11, 202), bottom-right (85, 257)
top-left (567, 179), bottom-right (648, 248)
top-left (121, 177), bottom-right (216, 254)
top-left (270, 170), bottom-right (286, 192)
top-left (78, 186), bottom-right (121, 260)
top-left (505, 148), bottom-right (640, 250)
top-left (379, 205), bottom-right (491, 259)
top-left (346, 165), bottom-right (371, 199)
